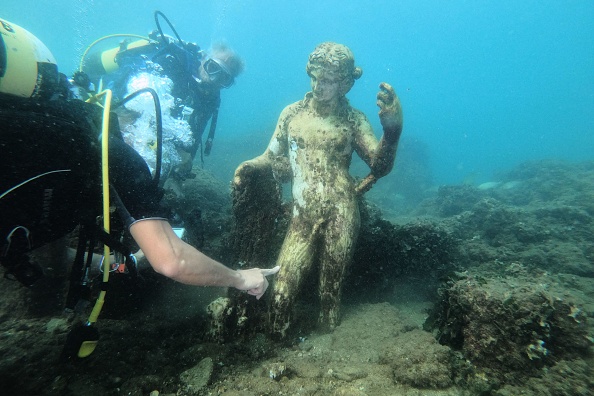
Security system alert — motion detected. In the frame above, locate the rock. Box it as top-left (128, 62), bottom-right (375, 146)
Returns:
top-left (262, 362), bottom-right (287, 380)
top-left (477, 181), bottom-right (501, 190)
top-left (427, 271), bottom-right (592, 384)
top-left (45, 317), bottom-right (69, 334)
top-left (179, 357), bottom-right (214, 394)
top-left (206, 297), bottom-right (233, 342)
top-left (119, 375), bottom-right (161, 396)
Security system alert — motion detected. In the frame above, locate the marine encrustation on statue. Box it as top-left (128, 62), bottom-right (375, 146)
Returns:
top-left (232, 42), bottom-right (403, 339)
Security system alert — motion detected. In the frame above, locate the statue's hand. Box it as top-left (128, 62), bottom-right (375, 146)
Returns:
top-left (233, 161), bottom-right (256, 187)
top-left (377, 82), bottom-right (403, 141)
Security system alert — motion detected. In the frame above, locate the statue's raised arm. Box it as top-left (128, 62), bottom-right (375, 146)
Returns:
top-left (355, 82), bottom-right (403, 195)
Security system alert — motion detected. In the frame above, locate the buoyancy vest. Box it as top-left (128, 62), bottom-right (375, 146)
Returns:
top-left (0, 95), bottom-right (103, 258)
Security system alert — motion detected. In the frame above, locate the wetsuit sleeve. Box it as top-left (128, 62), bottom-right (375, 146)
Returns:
top-left (107, 135), bottom-right (165, 220)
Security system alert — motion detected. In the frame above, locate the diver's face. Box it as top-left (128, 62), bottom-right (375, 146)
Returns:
top-left (309, 70), bottom-right (341, 103)
top-left (198, 58), bottom-right (234, 89)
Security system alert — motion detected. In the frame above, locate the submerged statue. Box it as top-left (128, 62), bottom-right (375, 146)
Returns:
top-left (232, 42), bottom-right (403, 338)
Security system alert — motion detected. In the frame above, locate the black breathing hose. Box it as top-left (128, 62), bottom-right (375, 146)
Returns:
top-left (154, 10), bottom-right (184, 46)
top-left (113, 87), bottom-right (163, 186)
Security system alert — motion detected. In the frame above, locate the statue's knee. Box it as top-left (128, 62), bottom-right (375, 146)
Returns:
top-left (271, 289), bottom-right (290, 310)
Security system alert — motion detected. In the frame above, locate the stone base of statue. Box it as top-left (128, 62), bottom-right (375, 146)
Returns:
top-left (206, 163), bottom-right (286, 342)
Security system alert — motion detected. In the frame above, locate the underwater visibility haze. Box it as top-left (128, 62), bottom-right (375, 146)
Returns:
top-left (2, 1), bottom-right (594, 395)
top-left (3, 0), bottom-right (593, 186)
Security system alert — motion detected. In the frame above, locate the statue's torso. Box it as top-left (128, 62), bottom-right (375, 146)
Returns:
top-left (284, 107), bottom-right (358, 214)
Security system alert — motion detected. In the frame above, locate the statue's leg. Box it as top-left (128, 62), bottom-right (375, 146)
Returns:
top-left (318, 204), bottom-right (360, 330)
top-left (269, 225), bottom-right (317, 339)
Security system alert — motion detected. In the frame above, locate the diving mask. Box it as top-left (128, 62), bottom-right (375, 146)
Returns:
top-left (203, 58), bottom-right (234, 88)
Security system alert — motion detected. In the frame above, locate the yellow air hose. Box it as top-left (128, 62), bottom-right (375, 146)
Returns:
top-left (74, 33), bottom-right (159, 358)
top-left (77, 88), bottom-right (112, 358)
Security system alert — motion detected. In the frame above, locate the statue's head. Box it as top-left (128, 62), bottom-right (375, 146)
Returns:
top-left (306, 42), bottom-right (363, 96)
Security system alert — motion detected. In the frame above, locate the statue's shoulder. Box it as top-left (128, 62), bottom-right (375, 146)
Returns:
top-left (279, 100), bottom-right (305, 121)
top-left (284, 101), bottom-right (303, 112)
top-left (345, 102), bottom-right (366, 119)
top-left (350, 105), bottom-right (372, 126)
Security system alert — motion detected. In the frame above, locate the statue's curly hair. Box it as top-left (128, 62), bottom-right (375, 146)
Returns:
top-left (306, 42), bottom-right (363, 95)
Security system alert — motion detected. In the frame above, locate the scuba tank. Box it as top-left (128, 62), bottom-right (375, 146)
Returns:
top-left (81, 37), bottom-right (154, 80)
top-left (80, 11), bottom-right (202, 84)
top-left (0, 17), bottom-right (61, 99)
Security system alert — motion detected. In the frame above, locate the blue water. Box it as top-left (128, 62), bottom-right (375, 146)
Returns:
top-left (4, 0), bottom-right (594, 185)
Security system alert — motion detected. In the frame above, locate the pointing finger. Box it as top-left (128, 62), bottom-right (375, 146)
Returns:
top-left (261, 266), bottom-right (281, 277)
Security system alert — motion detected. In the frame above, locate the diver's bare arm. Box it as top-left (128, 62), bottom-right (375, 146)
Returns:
top-left (355, 83), bottom-right (403, 194)
top-left (130, 219), bottom-right (278, 298)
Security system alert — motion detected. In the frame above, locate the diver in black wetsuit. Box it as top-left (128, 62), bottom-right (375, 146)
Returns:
top-left (0, 17), bottom-right (277, 310)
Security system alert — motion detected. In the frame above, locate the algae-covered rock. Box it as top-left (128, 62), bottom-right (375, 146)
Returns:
top-left (427, 271), bottom-right (592, 386)
top-left (179, 357), bottom-right (214, 394)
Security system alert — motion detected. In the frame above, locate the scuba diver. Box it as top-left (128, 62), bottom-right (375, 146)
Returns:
top-left (0, 17), bottom-right (277, 358)
top-left (81, 11), bottom-right (244, 181)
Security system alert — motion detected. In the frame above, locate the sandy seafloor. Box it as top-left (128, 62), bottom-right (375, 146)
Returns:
top-left (1, 158), bottom-right (594, 396)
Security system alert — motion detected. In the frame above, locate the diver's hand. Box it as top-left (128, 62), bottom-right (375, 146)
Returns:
top-left (236, 266), bottom-right (281, 299)
top-left (377, 82), bottom-right (403, 141)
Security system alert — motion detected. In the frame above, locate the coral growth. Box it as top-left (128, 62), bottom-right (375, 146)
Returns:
top-left (427, 270), bottom-right (592, 388)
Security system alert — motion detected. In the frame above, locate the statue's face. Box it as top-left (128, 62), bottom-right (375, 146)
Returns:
top-left (309, 69), bottom-right (341, 103)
